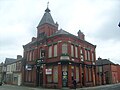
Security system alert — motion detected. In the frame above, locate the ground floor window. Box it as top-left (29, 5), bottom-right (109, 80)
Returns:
top-left (46, 66), bottom-right (52, 83)
top-left (6, 74), bottom-right (13, 83)
top-left (13, 76), bottom-right (18, 84)
top-left (86, 67), bottom-right (92, 82)
top-left (47, 75), bottom-right (52, 83)
top-left (76, 66), bottom-right (79, 82)
top-left (53, 66), bottom-right (58, 83)
top-left (25, 70), bottom-right (34, 82)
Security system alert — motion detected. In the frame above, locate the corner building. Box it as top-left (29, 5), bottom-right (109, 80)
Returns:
top-left (22, 7), bottom-right (97, 88)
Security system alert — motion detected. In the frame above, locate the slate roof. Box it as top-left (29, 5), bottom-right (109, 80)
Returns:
top-left (47, 29), bottom-right (96, 47)
top-left (24, 7), bottom-right (96, 48)
top-left (48, 29), bottom-right (75, 38)
top-left (55, 29), bottom-right (71, 35)
top-left (37, 7), bottom-right (57, 27)
top-left (5, 58), bottom-right (17, 65)
top-left (96, 58), bottom-right (115, 66)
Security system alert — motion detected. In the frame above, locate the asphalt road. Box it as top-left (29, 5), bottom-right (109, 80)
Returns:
top-left (80, 83), bottom-right (120, 90)
top-left (0, 83), bottom-right (120, 90)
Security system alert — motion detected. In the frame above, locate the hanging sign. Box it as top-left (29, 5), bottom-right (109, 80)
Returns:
top-left (25, 64), bottom-right (32, 71)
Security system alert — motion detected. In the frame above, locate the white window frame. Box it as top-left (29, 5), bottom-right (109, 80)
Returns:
top-left (75, 46), bottom-right (78, 58)
top-left (71, 45), bottom-right (74, 57)
top-left (48, 46), bottom-right (52, 58)
top-left (54, 44), bottom-right (57, 57)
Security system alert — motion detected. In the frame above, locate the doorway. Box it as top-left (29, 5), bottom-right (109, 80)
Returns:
top-left (62, 65), bottom-right (68, 87)
top-left (62, 71), bottom-right (68, 87)
top-left (36, 66), bottom-right (43, 86)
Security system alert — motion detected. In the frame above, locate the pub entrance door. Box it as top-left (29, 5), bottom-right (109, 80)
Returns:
top-left (62, 65), bottom-right (68, 87)
top-left (62, 71), bottom-right (68, 87)
top-left (36, 66), bottom-right (43, 86)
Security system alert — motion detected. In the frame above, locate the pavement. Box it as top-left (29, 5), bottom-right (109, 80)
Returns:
top-left (0, 83), bottom-right (120, 90)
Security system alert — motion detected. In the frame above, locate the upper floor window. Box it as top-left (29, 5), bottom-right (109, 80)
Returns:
top-left (29, 51), bottom-right (32, 61)
top-left (17, 62), bottom-right (21, 71)
top-left (75, 46), bottom-right (78, 58)
top-left (32, 50), bottom-right (35, 60)
top-left (71, 45), bottom-right (74, 57)
top-left (54, 44), bottom-right (57, 57)
top-left (48, 46), bottom-right (52, 58)
top-left (85, 49), bottom-right (90, 61)
top-left (92, 52), bottom-right (94, 62)
top-left (85, 50), bottom-right (87, 60)
top-left (27, 52), bottom-right (29, 61)
top-left (80, 48), bottom-right (83, 54)
top-left (80, 48), bottom-right (84, 61)
top-left (62, 43), bottom-right (67, 54)
top-left (88, 50), bottom-right (90, 61)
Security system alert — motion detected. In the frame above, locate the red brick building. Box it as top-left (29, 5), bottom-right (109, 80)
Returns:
top-left (22, 7), bottom-right (97, 88)
top-left (117, 64), bottom-right (120, 82)
top-left (96, 58), bottom-right (120, 85)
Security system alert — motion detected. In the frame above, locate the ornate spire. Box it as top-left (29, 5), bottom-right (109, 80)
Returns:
top-left (37, 2), bottom-right (58, 27)
top-left (45, 2), bottom-right (50, 13)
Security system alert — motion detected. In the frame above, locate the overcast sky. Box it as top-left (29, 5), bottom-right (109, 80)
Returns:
top-left (0, 0), bottom-right (120, 64)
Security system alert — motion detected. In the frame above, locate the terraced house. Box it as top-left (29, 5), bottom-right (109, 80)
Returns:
top-left (96, 57), bottom-right (120, 85)
top-left (22, 6), bottom-right (97, 88)
top-left (0, 63), bottom-right (3, 83)
top-left (4, 55), bottom-right (22, 86)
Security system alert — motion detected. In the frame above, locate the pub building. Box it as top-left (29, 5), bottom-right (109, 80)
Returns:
top-left (22, 6), bottom-right (97, 88)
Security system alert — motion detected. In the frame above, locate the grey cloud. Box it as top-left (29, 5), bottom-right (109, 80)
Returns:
top-left (92, 4), bottom-right (120, 41)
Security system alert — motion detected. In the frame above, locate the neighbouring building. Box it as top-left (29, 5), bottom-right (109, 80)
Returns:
top-left (12, 55), bottom-right (22, 86)
top-left (22, 6), bottom-right (97, 88)
top-left (0, 63), bottom-right (3, 82)
top-left (4, 55), bottom-right (22, 85)
top-left (96, 57), bottom-right (119, 85)
top-left (1, 62), bottom-right (7, 83)
top-left (117, 64), bottom-right (120, 82)
top-left (5, 58), bottom-right (17, 84)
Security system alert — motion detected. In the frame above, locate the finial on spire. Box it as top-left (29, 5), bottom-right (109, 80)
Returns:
top-left (47, 1), bottom-right (49, 8)
top-left (45, 1), bottom-right (50, 13)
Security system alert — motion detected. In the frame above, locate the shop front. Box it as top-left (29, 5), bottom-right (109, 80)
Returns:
top-left (43, 61), bottom-right (83, 88)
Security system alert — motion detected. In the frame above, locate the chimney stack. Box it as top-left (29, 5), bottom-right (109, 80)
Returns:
top-left (32, 37), bottom-right (36, 42)
top-left (77, 30), bottom-right (85, 40)
top-left (98, 57), bottom-right (102, 60)
top-left (17, 55), bottom-right (22, 60)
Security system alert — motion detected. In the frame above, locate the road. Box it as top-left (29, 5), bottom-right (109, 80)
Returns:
top-left (0, 83), bottom-right (120, 90)
top-left (80, 83), bottom-right (120, 90)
